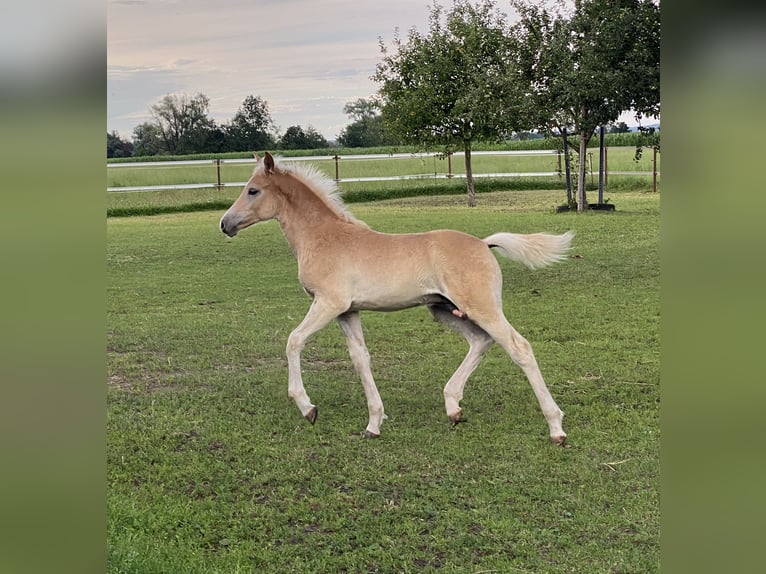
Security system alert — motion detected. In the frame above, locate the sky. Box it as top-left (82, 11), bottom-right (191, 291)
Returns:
top-left (107, 0), bottom-right (436, 141)
top-left (107, 0), bottom-right (647, 143)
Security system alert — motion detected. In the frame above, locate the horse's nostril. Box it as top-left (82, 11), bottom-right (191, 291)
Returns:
top-left (220, 219), bottom-right (225, 231)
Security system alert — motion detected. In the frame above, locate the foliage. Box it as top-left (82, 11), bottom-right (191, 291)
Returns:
top-left (106, 132), bottom-right (652, 164)
top-left (132, 122), bottom-right (165, 157)
top-left (149, 93), bottom-right (220, 155)
top-left (375, 0), bottom-right (524, 206)
top-left (107, 131), bottom-right (134, 158)
top-left (120, 92), bottom-right (339, 155)
top-left (513, 0), bottom-right (660, 210)
top-left (634, 125), bottom-right (661, 161)
top-left (223, 95), bottom-right (276, 152)
top-left (336, 98), bottom-right (398, 148)
top-left (608, 121), bottom-right (631, 134)
top-left (278, 125), bottom-right (328, 150)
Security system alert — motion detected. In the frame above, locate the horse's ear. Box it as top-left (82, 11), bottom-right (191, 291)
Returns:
top-left (253, 152), bottom-right (261, 162)
top-left (263, 152), bottom-right (275, 175)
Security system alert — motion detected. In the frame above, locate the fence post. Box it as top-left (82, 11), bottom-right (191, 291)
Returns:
top-left (653, 147), bottom-right (657, 193)
top-left (333, 155), bottom-right (340, 182)
top-left (214, 159), bottom-right (222, 190)
top-left (447, 152), bottom-right (453, 178)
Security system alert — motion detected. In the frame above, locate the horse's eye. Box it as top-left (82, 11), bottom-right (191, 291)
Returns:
top-left (248, 187), bottom-right (260, 196)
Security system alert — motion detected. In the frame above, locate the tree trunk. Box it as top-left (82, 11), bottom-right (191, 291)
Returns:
top-left (597, 125), bottom-right (605, 205)
top-left (577, 130), bottom-right (590, 212)
top-left (562, 127), bottom-right (572, 206)
top-left (464, 141), bottom-right (476, 207)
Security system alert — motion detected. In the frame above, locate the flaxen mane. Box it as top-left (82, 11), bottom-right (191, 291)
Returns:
top-left (260, 156), bottom-right (365, 226)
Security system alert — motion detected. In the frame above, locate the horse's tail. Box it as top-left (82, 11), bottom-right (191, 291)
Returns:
top-left (483, 230), bottom-right (574, 270)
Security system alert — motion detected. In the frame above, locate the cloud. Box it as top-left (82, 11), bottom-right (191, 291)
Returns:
top-left (107, 0), bottom-right (434, 138)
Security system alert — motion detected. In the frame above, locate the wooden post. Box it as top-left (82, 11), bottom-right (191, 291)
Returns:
top-left (333, 155), bottom-right (340, 182)
top-left (215, 159), bottom-right (222, 190)
top-left (653, 147), bottom-right (657, 193)
top-left (447, 152), bottom-right (453, 178)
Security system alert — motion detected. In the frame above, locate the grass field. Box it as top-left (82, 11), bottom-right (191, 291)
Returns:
top-left (106, 147), bottom-right (660, 217)
top-left (107, 189), bottom-right (659, 573)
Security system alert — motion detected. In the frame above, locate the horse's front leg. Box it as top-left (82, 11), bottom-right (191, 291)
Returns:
top-left (286, 298), bottom-right (342, 424)
top-left (337, 311), bottom-right (385, 438)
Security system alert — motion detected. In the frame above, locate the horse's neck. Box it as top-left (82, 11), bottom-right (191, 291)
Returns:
top-left (276, 183), bottom-right (344, 257)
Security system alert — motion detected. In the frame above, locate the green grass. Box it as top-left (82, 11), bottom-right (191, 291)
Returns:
top-left (107, 147), bottom-right (659, 217)
top-left (108, 190), bottom-right (659, 573)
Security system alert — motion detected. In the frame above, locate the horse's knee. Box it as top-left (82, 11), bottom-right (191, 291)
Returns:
top-left (286, 333), bottom-right (305, 356)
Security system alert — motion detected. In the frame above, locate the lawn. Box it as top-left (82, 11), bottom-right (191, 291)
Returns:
top-left (107, 188), bottom-right (659, 573)
top-left (106, 147), bottom-right (660, 216)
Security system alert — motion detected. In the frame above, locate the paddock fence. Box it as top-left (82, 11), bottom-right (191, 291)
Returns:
top-left (107, 149), bottom-right (659, 194)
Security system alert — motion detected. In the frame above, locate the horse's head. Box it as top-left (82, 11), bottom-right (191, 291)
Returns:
top-left (219, 152), bottom-right (281, 237)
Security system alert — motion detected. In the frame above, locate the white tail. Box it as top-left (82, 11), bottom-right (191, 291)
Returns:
top-left (484, 230), bottom-right (574, 270)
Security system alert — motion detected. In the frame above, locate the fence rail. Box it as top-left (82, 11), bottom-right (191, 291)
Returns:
top-left (106, 149), bottom-right (658, 193)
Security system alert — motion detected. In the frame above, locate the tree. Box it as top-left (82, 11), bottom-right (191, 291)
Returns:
top-left (131, 122), bottom-right (163, 157)
top-left (513, 0), bottom-right (660, 211)
top-left (224, 95), bottom-right (275, 152)
top-left (608, 121), bottom-right (630, 134)
top-left (278, 125), bottom-right (328, 150)
top-left (375, 0), bottom-right (524, 206)
top-left (107, 131), bottom-right (133, 158)
top-left (336, 98), bottom-right (397, 147)
top-left (150, 92), bottom-right (217, 155)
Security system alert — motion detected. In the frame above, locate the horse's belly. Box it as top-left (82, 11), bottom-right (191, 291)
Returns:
top-left (347, 280), bottom-right (435, 312)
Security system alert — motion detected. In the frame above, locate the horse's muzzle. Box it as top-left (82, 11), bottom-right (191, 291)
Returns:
top-left (219, 217), bottom-right (237, 237)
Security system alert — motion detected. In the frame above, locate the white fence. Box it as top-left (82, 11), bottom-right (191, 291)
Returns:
top-left (107, 149), bottom-right (656, 193)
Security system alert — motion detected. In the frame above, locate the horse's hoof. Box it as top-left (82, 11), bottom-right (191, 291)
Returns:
top-left (550, 432), bottom-right (567, 446)
top-left (305, 406), bottom-right (318, 425)
top-left (448, 410), bottom-right (465, 426)
top-left (363, 430), bottom-right (380, 439)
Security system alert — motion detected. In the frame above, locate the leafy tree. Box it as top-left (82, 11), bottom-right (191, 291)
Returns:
top-left (224, 95), bottom-right (275, 151)
top-left (278, 125), bottom-right (328, 150)
top-left (634, 124), bottom-right (660, 161)
top-left (513, 0), bottom-right (660, 211)
top-left (375, 0), bottom-right (524, 206)
top-left (150, 92), bottom-right (217, 155)
top-left (131, 122), bottom-right (163, 157)
top-left (343, 98), bottom-right (379, 123)
top-left (608, 121), bottom-right (631, 134)
top-left (336, 98), bottom-right (397, 147)
top-left (107, 131), bottom-right (133, 158)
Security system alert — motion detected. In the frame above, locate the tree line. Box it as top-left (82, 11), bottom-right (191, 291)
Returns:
top-left (107, 93), bottom-right (330, 158)
top-left (108, 0), bottom-right (659, 211)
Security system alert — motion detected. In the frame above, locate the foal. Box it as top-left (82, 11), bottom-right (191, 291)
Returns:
top-left (220, 152), bottom-right (572, 444)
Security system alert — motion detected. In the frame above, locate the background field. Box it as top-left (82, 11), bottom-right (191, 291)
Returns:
top-left (106, 147), bottom-right (660, 216)
top-left (107, 189), bottom-right (659, 573)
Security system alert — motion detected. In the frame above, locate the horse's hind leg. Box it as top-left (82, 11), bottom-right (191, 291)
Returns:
top-left (337, 311), bottom-right (385, 438)
top-left (429, 305), bottom-right (494, 425)
top-left (478, 313), bottom-right (566, 444)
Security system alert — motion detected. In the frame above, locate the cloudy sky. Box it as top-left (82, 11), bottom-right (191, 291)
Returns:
top-left (107, 0), bottom-right (646, 142)
top-left (107, 0), bottom-right (436, 141)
